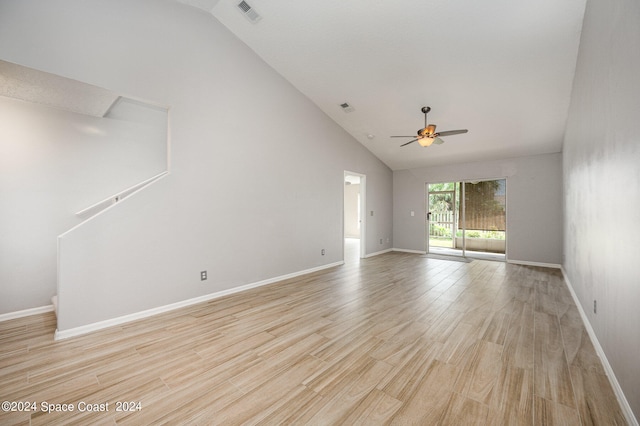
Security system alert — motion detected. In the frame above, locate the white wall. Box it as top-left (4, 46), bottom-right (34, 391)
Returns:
top-left (344, 183), bottom-right (360, 238)
top-left (563, 0), bottom-right (640, 419)
top-left (0, 0), bottom-right (392, 329)
top-left (393, 152), bottom-right (563, 265)
top-left (0, 94), bottom-right (166, 314)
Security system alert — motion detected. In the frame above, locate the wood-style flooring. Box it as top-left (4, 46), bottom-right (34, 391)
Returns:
top-left (0, 252), bottom-right (628, 425)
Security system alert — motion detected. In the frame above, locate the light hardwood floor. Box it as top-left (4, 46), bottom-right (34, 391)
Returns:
top-left (0, 252), bottom-right (628, 425)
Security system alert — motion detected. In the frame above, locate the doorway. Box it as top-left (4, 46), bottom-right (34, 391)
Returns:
top-left (427, 179), bottom-right (506, 261)
top-left (344, 171), bottom-right (366, 263)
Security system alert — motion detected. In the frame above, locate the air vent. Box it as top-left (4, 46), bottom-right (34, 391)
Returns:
top-left (237, 1), bottom-right (262, 23)
top-left (340, 102), bottom-right (355, 113)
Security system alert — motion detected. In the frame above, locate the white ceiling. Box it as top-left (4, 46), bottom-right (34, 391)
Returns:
top-left (0, 60), bottom-right (119, 118)
top-left (183, 0), bottom-right (587, 170)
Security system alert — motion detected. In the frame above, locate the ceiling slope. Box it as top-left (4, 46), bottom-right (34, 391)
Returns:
top-left (0, 60), bottom-right (118, 118)
top-left (194, 0), bottom-right (586, 170)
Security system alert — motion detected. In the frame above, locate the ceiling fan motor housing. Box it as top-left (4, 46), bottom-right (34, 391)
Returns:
top-left (418, 124), bottom-right (437, 137)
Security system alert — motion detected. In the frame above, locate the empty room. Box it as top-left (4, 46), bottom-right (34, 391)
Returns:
top-left (1, 0), bottom-right (638, 424)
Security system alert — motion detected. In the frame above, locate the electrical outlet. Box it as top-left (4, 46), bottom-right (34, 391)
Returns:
top-left (379, 238), bottom-right (383, 244)
top-left (593, 300), bottom-right (597, 314)
top-left (201, 271), bottom-right (207, 281)
top-left (321, 249), bottom-right (325, 255)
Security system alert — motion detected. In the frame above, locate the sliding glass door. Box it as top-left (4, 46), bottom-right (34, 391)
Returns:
top-left (427, 179), bottom-right (506, 260)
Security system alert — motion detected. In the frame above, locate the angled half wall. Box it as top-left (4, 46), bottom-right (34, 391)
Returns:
top-left (0, 60), bottom-right (169, 316)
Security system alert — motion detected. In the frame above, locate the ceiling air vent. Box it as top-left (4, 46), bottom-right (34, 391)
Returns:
top-left (340, 102), bottom-right (355, 113)
top-left (237, 1), bottom-right (262, 23)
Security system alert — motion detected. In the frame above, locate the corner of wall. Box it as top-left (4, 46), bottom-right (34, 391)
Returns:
top-left (560, 267), bottom-right (639, 426)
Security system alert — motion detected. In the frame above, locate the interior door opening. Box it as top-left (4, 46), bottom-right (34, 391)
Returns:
top-left (344, 171), bottom-right (366, 263)
top-left (427, 179), bottom-right (506, 261)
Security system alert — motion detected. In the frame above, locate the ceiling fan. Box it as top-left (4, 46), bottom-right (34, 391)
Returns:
top-left (392, 106), bottom-right (468, 147)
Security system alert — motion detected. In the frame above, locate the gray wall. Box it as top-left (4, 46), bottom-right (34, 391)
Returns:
top-left (0, 0), bottom-right (393, 328)
top-left (393, 152), bottom-right (563, 265)
top-left (563, 0), bottom-right (640, 418)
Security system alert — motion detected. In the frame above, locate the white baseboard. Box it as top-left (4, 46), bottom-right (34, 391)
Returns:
top-left (0, 304), bottom-right (54, 322)
top-left (364, 248), bottom-right (393, 258)
top-left (561, 267), bottom-right (638, 426)
top-left (54, 261), bottom-right (344, 341)
top-left (392, 248), bottom-right (426, 255)
top-left (507, 259), bottom-right (561, 269)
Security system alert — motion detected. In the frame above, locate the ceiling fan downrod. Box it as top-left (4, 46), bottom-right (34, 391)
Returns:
top-left (421, 106), bottom-right (431, 130)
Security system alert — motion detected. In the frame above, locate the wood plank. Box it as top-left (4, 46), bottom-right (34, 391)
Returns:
top-left (438, 392), bottom-right (490, 425)
top-left (533, 312), bottom-right (576, 408)
top-left (569, 365), bottom-right (628, 425)
top-left (488, 365), bottom-right (534, 425)
top-left (533, 395), bottom-right (581, 426)
top-left (458, 340), bottom-right (503, 405)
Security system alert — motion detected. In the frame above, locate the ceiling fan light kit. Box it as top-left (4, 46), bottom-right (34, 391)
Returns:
top-left (392, 106), bottom-right (468, 148)
top-left (418, 137), bottom-right (434, 147)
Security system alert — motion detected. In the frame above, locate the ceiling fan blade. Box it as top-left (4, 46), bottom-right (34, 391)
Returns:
top-left (436, 129), bottom-right (468, 137)
top-left (400, 138), bottom-right (419, 147)
top-left (391, 136), bottom-right (417, 138)
top-left (433, 137), bottom-right (445, 145)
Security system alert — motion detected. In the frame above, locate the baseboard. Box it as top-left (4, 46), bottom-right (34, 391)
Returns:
top-left (54, 261), bottom-right (344, 341)
top-left (0, 304), bottom-right (54, 322)
top-left (506, 259), bottom-right (561, 269)
top-left (392, 248), bottom-right (426, 255)
top-left (561, 267), bottom-right (638, 426)
top-left (364, 248), bottom-right (393, 258)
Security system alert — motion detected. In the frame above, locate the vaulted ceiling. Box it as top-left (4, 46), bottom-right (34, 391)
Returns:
top-left (180, 0), bottom-right (587, 170)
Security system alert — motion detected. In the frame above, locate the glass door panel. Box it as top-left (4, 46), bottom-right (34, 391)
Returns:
top-left (427, 182), bottom-right (459, 253)
top-left (463, 179), bottom-right (506, 255)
